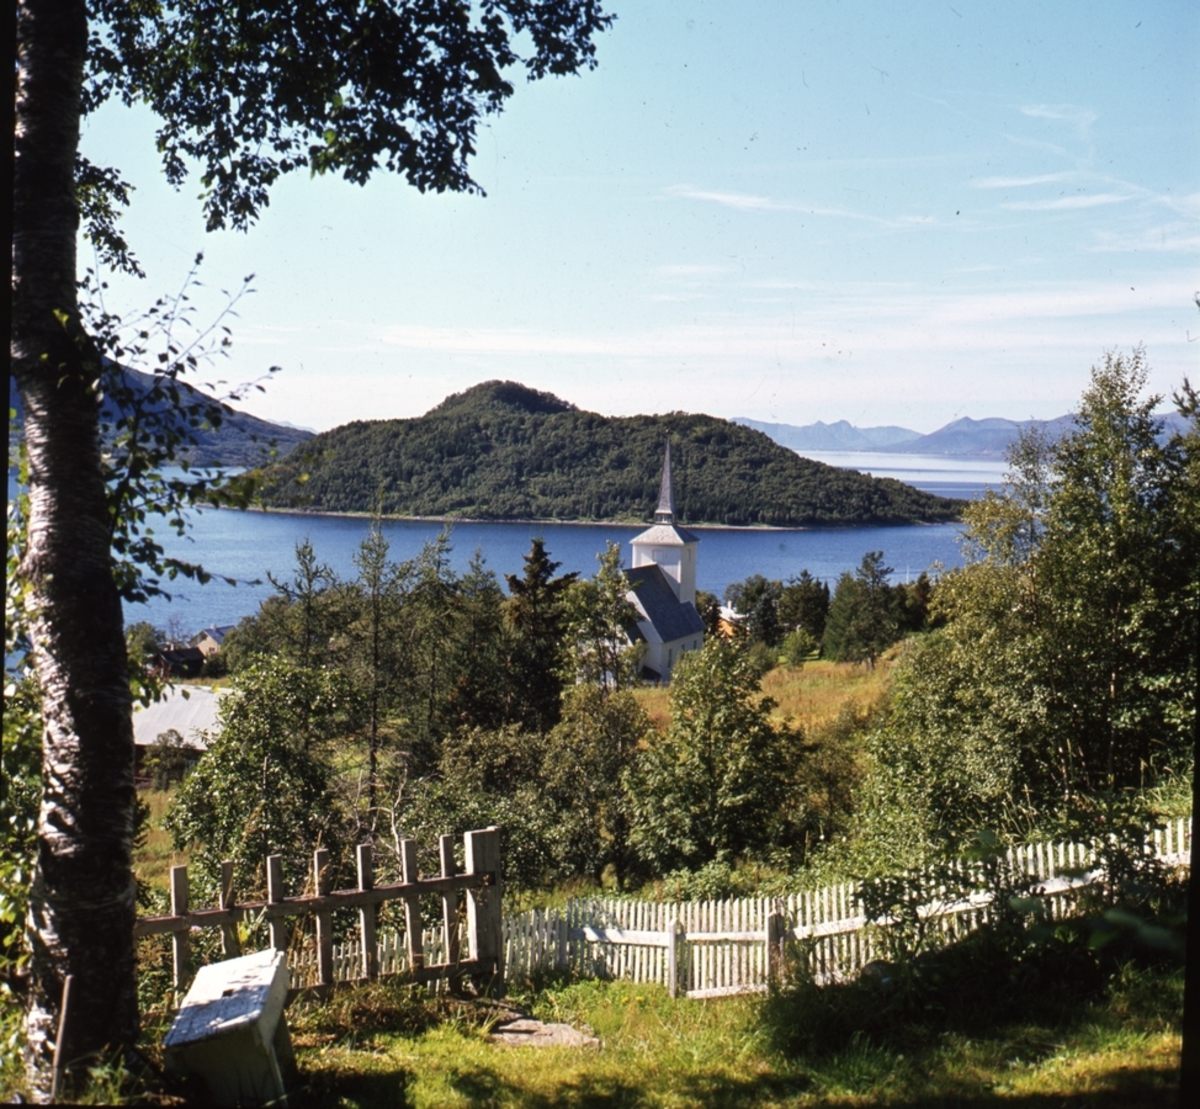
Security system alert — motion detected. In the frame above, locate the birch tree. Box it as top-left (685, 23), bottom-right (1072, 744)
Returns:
top-left (11, 0), bottom-right (612, 1088)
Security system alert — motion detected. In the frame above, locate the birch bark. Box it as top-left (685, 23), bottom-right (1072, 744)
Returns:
top-left (13, 0), bottom-right (139, 1092)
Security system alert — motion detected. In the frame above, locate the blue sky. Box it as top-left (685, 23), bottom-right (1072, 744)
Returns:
top-left (82, 0), bottom-right (1199, 434)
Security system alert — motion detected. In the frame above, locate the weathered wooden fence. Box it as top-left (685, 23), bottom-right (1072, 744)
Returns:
top-left (504, 816), bottom-right (1191, 998)
top-left (138, 818), bottom-right (1190, 1003)
top-left (134, 827), bottom-right (503, 999)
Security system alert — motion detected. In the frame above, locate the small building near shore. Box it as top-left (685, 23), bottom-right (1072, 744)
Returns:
top-left (133, 685), bottom-right (227, 782)
top-left (191, 624), bottom-right (236, 659)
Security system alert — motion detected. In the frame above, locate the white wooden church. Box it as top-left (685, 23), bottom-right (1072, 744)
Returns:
top-left (624, 441), bottom-right (706, 681)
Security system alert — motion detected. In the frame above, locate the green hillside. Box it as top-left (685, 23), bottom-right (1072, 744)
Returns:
top-left (256, 381), bottom-right (964, 526)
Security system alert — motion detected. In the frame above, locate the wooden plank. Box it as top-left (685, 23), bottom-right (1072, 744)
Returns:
top-left (401, 839), bottom-right (424, 974)
top-left (314, 848), bottom-right (334, 987)
top-left (358, 843), bottom-right (377, 980)
top-left (219, 861), bottom-right (240, 958)
top-left (569, 925), bottom-right (671, 947)
top-left (439, 834), bottom-right (460, 967)
top-left (267, 854), bottom-right (287, 951)
top-left (134, 873), bottom-right (491, 936)
top-left (666, 918), bottom-right (678, 999)
top-left (686, 983), bottom-right (769, 999)
top-left (170, 864), bottom-right (189, 997)
top-left (684, 929), bottom-right (767, 944)
top-left (464, 827), bottom-right (503, 987)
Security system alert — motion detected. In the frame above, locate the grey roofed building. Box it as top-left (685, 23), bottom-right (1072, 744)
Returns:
top-left (625, 563), bottom-right (706, 645)
top-left (132, 685), bottom-right (227, 751)
top-left (624, 440), bottom-right (706, 681)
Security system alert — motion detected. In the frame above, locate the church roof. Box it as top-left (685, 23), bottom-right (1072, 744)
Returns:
top-left (624, 564), bottom-right (706, 643)
top-left (631, 522), bottom-right (699, 546)
top-left (655, 439), bottom-right (676, 523)
top-left (637, 438), bottom-right (697, 543)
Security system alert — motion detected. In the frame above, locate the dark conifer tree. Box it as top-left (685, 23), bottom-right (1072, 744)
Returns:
top-left (503, 539), bottom-right (578, 733)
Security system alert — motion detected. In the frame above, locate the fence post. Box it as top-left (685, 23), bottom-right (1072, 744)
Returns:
top-left (556, 911), bottom-right (568, 973)
top-left (170, 864), bottom-right (190, 1000)
top-left (357, 843), bottom-right (377, 980)
top-left (439, 834), bottom-right (460, 966)
top-left (267, 854), bottom-right (287, 951)
top-left (767, 911), bottom-right (785, 987)
top-left (465, 827), bottom-right (503, 993)
top-left (401, 839), bottom-right (425, 975)
top-left (219, 860), bottom-right (240, 958)
top-left (314, 848), bottom-right (334, 988)
top-left (666, 918), bottom-right (679, 999)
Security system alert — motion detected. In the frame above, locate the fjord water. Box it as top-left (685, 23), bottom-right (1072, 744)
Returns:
top-left (10, 456), bottom-right (1005, 636)
top-left (124, 452), bottom-right (1005, 634)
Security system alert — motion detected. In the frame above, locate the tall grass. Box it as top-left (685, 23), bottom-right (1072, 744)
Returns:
top-left (634, 652), bottom-right (895, 734)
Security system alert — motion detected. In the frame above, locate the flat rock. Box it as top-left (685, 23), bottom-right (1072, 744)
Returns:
top-left (488, 1017), bottom-right (599, 1049)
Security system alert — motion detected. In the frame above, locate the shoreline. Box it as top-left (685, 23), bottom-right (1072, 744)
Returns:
top-left (235, 504), bottom-right (961, 532)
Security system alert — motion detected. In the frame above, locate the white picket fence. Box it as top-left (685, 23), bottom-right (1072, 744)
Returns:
top-left (290, 927), bottom-right (454, 991)
top-left (285, 817), bottom-right (1191, 999)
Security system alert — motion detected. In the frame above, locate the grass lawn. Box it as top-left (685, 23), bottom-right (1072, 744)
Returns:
top-left (133, 788), bottom-right (188, 893)
top-left (285, 960), bottom-right (1182, 1108)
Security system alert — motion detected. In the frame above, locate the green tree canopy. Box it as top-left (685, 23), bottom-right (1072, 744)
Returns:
top-left (629, 638), bottom-right (797, 872)
top-left (869, 350), bottom-right (1198, 850)
top-left (822, 551), bottom-right (902, 667)
top-left (503, 538), bottom-right (578, 733)
top-left (166, 663), bottom-right (357, 891)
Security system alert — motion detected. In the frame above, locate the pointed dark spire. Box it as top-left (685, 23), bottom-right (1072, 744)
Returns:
top-left (654, 438), bottom-right (676, 524)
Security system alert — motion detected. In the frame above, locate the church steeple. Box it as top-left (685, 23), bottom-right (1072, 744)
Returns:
top-left (654, 439), bottom-right (676, 524)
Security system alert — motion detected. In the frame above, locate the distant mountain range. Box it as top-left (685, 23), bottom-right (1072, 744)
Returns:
top-left (10, 366), bottom-right (314, 468)
top-left (734, 411), bottom-right (1190, 458)
top-left (732, 418), bottom-right (922, 452)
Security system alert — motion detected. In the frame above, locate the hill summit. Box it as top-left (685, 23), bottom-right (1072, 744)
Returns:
top-left (256, 383), bottom-right (963, 527)
top-left (428, 380), bottom-right (577, 418)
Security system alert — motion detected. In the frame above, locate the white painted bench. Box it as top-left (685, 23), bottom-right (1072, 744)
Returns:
top-left (164, 949), bottom-right (296, 1107)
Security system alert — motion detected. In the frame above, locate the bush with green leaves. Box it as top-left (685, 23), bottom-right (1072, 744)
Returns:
top-left (541, 686), bottom-right (649, 889)
top-left (628, 637), bottom-right (800, 872)
top-left (867, 351), bottom-right (1198, 852)
top-left (141, 729), bottom-right (193, 790)
top-left (780, 627), bottom-right (818, 668)
top-left (166, 663), bottom-right (357, 898)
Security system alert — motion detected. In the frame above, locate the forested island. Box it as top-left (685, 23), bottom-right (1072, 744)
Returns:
top-left (255, 381), bottom-right (963, 526)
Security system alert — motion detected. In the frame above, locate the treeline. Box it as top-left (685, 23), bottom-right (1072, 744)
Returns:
top-left (254, 380), bottom-right (963, 526)
top-left (158, 531), bottom-right (841, 897)
top-left (835, 351), bottom-right (1198, 874)
top-left (718, 556), bottom-right (934, 669)
top-left (155, 351), bottom-right (1198, 908)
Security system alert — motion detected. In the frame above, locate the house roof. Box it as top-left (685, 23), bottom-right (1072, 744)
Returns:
top-left (195, 624), bottom-right (236, 646)
top-left (624, 564), bottom-right (706, 644)
top-left (132, 685), bottom-right (227, 749)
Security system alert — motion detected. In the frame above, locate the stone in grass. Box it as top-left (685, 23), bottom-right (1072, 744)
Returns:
top-left (489, 1016), bottom-right (600, 1049)
top-left (164, 948), bottom-right (298, 1107)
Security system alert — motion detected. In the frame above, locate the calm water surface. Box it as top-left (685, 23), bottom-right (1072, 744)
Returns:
top-left (11, 458), bottom-right (991, 636)
top-left (133, 511), bottom-right (969, 633)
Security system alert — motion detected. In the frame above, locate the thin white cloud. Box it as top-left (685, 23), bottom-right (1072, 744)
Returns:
top-left (972, 172), bottom-right (1074, 189)
top-left (664, 185), bottom-right (939, 229)
top-left (665, 185), bottom-right (786, 211)
top-left (1020, 104), bottom-right (1098, 134)
top-left (1090, 224), bottom-right (1200, 254)
top-left (377, 278), bottom-right (1190, 364)
top-left (1002, 194), bottom-right (1131, 211)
